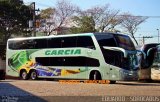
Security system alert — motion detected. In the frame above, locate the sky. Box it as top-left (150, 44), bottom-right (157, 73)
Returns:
top-left (23, 0), bottom-right (160, 45)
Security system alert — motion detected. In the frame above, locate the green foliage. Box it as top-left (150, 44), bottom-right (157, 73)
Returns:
top-left (40, 7), bottom-right (55, 19)
top-left (0, 0), bottom-right (33, 43)
top-left (70, 16), bottom-right (96, 34)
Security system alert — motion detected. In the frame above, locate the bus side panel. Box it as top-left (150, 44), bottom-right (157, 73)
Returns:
top-left (32, 48), bottom-right (99, 79)
top-left (6, 48), bottom-right (99, 79)
top-left (35, 66), bottom-right (89, 79)
top-left (6, 49), bottom-right (38, 77)
top-left (6, 50), bottom-right (22, 77)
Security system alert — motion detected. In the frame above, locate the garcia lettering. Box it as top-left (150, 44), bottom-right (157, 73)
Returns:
top-left (45, 49), bottom-right (81, 55)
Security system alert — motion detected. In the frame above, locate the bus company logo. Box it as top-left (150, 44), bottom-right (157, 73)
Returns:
top-left (45, 49), bottom-right (81, 55)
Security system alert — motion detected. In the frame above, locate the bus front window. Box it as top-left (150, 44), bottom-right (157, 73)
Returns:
top-left (118, 53), bottom-right (138, 71)
top-left (102, 46), bottom-right (139, 71)
top-left (115, 34), bottom-right (136, 50)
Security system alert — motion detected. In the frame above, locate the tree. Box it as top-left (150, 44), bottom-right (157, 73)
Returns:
top-left (107, 16), bottom-right (123, 32)
top-left (0, 0), bottom-right (33, 43)
top-left (40, 7), bottom-right (55, 19)
top-left (39, 7), bottom-right (55, 35)
top-left (120, 13), bottom-right (148, 45)
top-left (82, 4), bottom-right (120, 32)
top-left (39, 0), bottom-right (78, 35)
top-left (70, 16), bottom-right (96, 33)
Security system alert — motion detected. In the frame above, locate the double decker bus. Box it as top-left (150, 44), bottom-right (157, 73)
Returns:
top-left (6, 33), bottom-right (139, 83)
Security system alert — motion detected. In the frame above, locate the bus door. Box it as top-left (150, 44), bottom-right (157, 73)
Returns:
top-left (108, 51), bottom-right (123, 80)
top-left (103, 47), bottom-right (127, 80)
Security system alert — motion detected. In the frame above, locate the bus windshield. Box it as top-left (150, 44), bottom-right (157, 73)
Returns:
top-left (95, 33), bottom-right (138, 70)
top-left (115, 35), bottom-right (136, 50)
top-left (94, 33), bottom-right (136, 50)
top-left (102, 47), bottom-right (138, 70)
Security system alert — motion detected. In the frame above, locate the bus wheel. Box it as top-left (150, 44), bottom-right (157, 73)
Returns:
top-left (90, 71), bottom-right (101, 80)
top-left (30, 70), bottom-right (37, 80)
top-left (20, 70), bottom-right (28, 80)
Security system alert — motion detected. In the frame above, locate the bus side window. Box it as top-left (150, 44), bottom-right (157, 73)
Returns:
top-left (47, 38), bottom-right (62, 48)
top-left (95, 34), bottom-right (117, 47)
top-left (10, 41), bottom-right (21, 50)
top-left (8, 41), bottom-right (14, 49)
top-left (61, 37), bottom-right (77, 48)
top-left (77, 36), bottom-right (95, 49)
top-left (24, 40), bottom-right (35, 49)
top-left (34, 39), bottom-right (48, 49)
top-left (101, 49), bottom-right (122, 67)
top-left (12, 40), bottom-right (26, 50)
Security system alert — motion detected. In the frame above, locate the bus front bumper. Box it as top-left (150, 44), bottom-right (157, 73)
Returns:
top-left (121, 71), bottom-right (139, 81)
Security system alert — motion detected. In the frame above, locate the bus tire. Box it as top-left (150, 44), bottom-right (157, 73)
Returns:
top-left (30, 70), bottom-right (38, 80)
top-left (20, 70), bottom-right (28, 80)
top-left (90, 71), bottom-right (101, 80)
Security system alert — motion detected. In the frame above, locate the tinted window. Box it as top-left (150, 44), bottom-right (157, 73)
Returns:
top-left (48, 38), bottom-right (62, 48)
top-left (36, 57), bottom-right (100, 67)
top-left (95, 34), bottom-right (117, 47)
top-left (77, 36), bottom-right (95, 49)
top-left (8, 41), bottom-right (15, 49)
top-left (115, 35), bottom-right (135, 50)
top-left (34, 39), bottom-right (47, 49)
top-left (61, 37), bottom-right (77, 48)
top-left (25, 40), bottom-right (35, 49)
top-left (9, 40), bottom-right (35, 50)
top-left (101, 49), bottom-right (123, 67)
top-left (9, 36), bottom-right (95, 50)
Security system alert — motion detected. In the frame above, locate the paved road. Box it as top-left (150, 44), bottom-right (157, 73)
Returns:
top-left (0, 79), bottom-right (160, 102)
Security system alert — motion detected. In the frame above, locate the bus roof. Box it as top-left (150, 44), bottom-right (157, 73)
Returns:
top-left (94, 32), bottom-right (128, 36)
top-left (7, 33), bottom-right (94, 41)
top-left (7, 32), bottom-right (129, 41)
